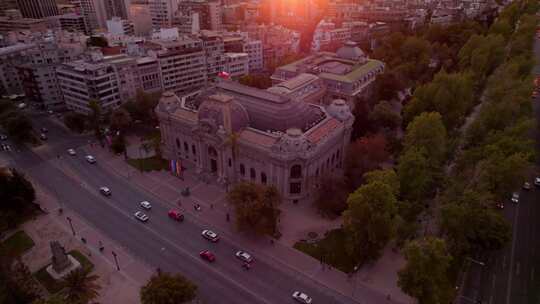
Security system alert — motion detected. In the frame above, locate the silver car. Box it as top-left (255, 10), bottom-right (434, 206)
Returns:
top-left (134, 211), bottom-right (149, 222)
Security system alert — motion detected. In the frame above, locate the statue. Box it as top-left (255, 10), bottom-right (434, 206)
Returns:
top-left (51, 241), bottom-right (72, 273)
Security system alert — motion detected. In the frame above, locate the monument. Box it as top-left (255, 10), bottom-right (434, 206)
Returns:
top-left (46, 241), bottom-right (81, 279)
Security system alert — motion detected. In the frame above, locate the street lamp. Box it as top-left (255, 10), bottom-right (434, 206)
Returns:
top-left (66, 216), bottom-right (75, 235)
top-left (111, 250), bottom-right (120, 271)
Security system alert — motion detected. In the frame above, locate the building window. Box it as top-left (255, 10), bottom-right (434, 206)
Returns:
top-left (290, 164), bottom-right (302, 179)
top-left (250, 168), bottom-right (256, 180)
top-left (240, 164), bottom-right (245, 176)
top-left (192, 144), bottom-right (196, 155)
top-left (261, 172), bottom-right (267, 184)
top-left (184, 142), bottom-right (188, 152)
top-left (290, 182), bottom-right (301, 194)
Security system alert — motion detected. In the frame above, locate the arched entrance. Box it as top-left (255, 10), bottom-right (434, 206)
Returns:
top-left (208, 147), bottom-right (218, 173)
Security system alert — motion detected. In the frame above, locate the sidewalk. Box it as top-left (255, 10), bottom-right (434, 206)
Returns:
top-left (84, 143), bottom-right (414, 304)
top-left (22, 175), bottom-right (153, 304)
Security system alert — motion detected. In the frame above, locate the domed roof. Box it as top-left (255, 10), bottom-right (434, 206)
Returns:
top-left (197, 94), bottom-right (249, 133)
top-left (326, 99), bottom-right (353, 122)
top-left (336, 41), bottom-right (366, 61)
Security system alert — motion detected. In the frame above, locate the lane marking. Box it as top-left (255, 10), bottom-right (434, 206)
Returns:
top-left (506, 204), bottom-right (520, 304)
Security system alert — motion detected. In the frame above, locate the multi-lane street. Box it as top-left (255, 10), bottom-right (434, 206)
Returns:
top-left (459, 32), bottom-right (540, 304)
top-left (2, 114), bottom-right (388, 303)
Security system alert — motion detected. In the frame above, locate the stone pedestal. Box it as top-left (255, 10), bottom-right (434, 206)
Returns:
top-left (46, 255), bottom-right (81, 279)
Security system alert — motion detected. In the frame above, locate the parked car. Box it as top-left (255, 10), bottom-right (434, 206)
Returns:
top-left (511, 192), bottom-right (519, 203)
top-left (201, 230), bottom-right (219, 242)
top-left (199, 250), bottom-right (216, 262)
top-left (134, 211), bottom-right (149, 222)
top-left (235, 250), bottom-right (253, 263)
top-left (168, 209), bottom-right (184, 221)
top-left (67, 148), bottom-right (76, 156)
top-left (140, 201), bottom-right (152, 210)
top-left (99, 187), bottom-right (111, 196)
top-left (85, 155), bottom-right (96, 164)
top-left (292, 291), bottom-right (312, 304)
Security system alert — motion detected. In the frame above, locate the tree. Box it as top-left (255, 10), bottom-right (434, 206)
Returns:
top-left (343, 181), bottom-right (397, 264)
top-left (60, 268), bottom-right (100, 304)
top-left (86, 36), bottom-right (108, 48)
top-left (0, 168), bottom-right (37, 232)
top-left (313, 174), bottom-right (349, 218)
top-left (226, 182), bottom-right (281, 236)
top-left (63, 113), bottom-right (86, 133)
top-left (369, 100), bottom-right (401, 131)
top-left (403, 71), bottom-right (474, 132)
top-left (403, 112), bottom-right (448, 166)
top-left (344, 133), bottom-right (390, 190)
top-left (140, 272), bottom-right (197, 304)
top-left (397, 147), bottom-right (433, 204)
top-left (398, 237), bottom-right (454, 304)
top-left (4, 113), bottom-right (32, 142)
top-left (110, 108), bottom-right (132, 132)
top-left (88, 100), bottom-right (102, 140)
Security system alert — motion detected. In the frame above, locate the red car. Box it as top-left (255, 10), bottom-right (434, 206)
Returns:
top-left (168, 209), bottom-right (184, 221)
top-left (199, 250), bottom-right (215, 262)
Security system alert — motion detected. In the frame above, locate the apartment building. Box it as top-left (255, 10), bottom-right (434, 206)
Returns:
top-left (137, 56), bottom-right (162, 93)
top-left (56, 59), bottom-right (121, 114)
top-left (152, 36), bottom-right (207, 94)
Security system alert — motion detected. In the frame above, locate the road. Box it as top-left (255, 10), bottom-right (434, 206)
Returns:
top-left (458, 33), bottom-right (540, 304)
top-left (3, 114), bottom-right (385, 303)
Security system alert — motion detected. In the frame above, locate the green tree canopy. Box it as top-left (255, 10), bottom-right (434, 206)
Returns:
top-left (403, 112), bottom-right (448, 165)
top-left (343, 181), bottom-right (397, 263)
top-left (398, 237), bottom-right (454, 304)
top-left (140, 272), bottom-right (197, 304)
top-left (226, 182), bottom-right (281, 235)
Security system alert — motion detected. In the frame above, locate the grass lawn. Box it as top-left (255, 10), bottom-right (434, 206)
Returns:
top-left (293, 229), bottom-right (358, 273)
top-left (34, 249), bottom-right (95, 294)
top-left (127, 156), bottom-right (168, 172)
top-left (0, 230), bottom-right (35, 258)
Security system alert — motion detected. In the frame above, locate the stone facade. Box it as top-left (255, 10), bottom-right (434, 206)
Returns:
top-left (156, 79), bottom-right (354, 203)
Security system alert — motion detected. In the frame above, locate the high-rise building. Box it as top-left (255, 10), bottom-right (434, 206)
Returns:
top-left (128, 0), bottom-right (152, 36)
top-left (16, 0), bottom-right (59, 19)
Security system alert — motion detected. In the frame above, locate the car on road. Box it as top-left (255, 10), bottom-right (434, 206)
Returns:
top-left (168, 209), bottom-right (184, 221)
top-left (199, 250), bottom-right (216, 262)
top-left (67, 148), bottom-right (76, 156)
top-left (99, 187), bottom-right (111, 196)
top-left (134, 211), bottom-right (149, 222)
top-left (202, 230), bottom-right (219, 242)
top-left (511, 192), bottom-right (519, 203)
top-left (0, 134), bottom-right (7, 140)
top-left (40, 127), bottom-right (48, 133)
top-left (235, 250), bottom-right (253, 263)
top-left (523, 182), bottom-right (531, 190)
top-left (39, 133), bottom-right (47, 140)
top-left (140, 201), bottom-right (152, 210)
top-left (535, 177), bottom-right (540, 187)
top-left (85, 155), bottom-right (96, 164)
top-left (292, 291), bottom-right (312, 304)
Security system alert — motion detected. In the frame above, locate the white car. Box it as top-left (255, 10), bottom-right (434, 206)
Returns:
top-left (292, 291), bottom-right (312, 304)
top-left (85, 155), bottom-right (96, 164)
top-left (67, 148), bottom-right (76, 156)
top-left (201, 230), bottom-right (219, 242)
top-left (235, 250), bottom-right (253, 263)
top-left (140, 201), bottom-right (152, 210)
top-left (99, 187), bottom-right (111, 196)
top-left (134, 211), bottom-right (149, 222)
top-left (534, 177), bottom-right (540, 187)
top-left (511, 192), bottom-right (519, 203)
